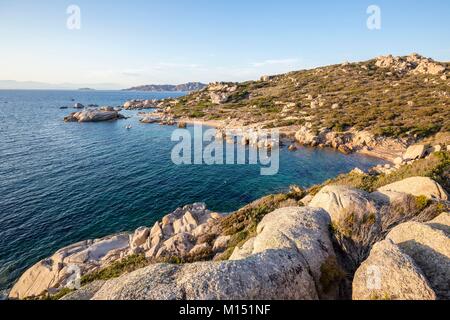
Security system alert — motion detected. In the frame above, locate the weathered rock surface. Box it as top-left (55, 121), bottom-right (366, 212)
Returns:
top-left (212, 236), bottom-right (231, 252)
top-left (378, 177), bottom-right (448, 200)
top-left (229, 237), bottom-right (256, 260)
top-left (93, 250), bottom-right (317, 300)
top-left (369, 190), bottom-right (410, 206)
top-left (210, 92), bottom-right (230, 105)
top-left (9, 203), bottom-right (222, 300)
top-left (402, 144), bottom-right (427, 161)
top-left (146, 203), bottom-right (222, 259)
top-left (123, 99), bottom-right (157, 110)
top-left (294, 126), bottom-right (405, 160)
top-left (309, 185), bottom-right (378, 224)
top-left (386, 213), bottom-right (450, 299)
top-left (130, 227), bottom-right (150, 250)
top-left (61, 281), bottom-right (106, 300)
top-left (64, 109), bottom-right (126, 122)
top-left (82, 207), bottom-right (336, 300)
top-left (353, 239), bottom-right (436, 300)
top-left (9, 234), bottom-right (130, 299)
top-left (139, 112), bottom-right (176, 125)
top-left (230, 207), bottom-right (338, 297)
top-left (207, 82), bottom-right (238, 104)
top-left (375, 54), bottom-right (446, 75)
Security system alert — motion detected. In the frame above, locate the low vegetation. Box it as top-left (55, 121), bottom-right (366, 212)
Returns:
top-left (309, 152), bottom-right (450, 195)
top-left (331, 194), bottom-right (448, 272)
top-left (170, 56), bottom-right (450, 141)
top-left (80, 254), bottom-right (148, 286)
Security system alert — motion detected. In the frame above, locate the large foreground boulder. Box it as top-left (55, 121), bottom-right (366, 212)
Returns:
top-left (377, 177), bottom-right (448, 201)
top-left (352, 239), bottom-right (436, 300)
top-left (353, 213), bottom-right (449, 300)
top-left (309, 185), bottom-right (379, 224)
top-left (229, 207), bottom-right (338, 297)
top-left (69, 207), bottom-right (338, 300)
top-left (386, 213), bottom-right (450, 299)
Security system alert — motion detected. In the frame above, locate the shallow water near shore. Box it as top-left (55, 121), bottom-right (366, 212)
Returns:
top-left (0, 90), bottom-right (383, 295)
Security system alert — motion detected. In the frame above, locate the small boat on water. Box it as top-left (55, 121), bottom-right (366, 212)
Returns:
top-left (125, 124), bottom-right (132, 130)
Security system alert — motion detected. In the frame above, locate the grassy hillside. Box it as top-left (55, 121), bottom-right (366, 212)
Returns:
top-left (170, 55), bottom-right (450, 140)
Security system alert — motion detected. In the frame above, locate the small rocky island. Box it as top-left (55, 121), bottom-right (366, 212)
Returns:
top-left (64, 105), bottom-right (126, 123)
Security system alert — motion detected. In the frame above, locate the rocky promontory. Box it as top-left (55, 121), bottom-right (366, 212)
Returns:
top-left (131, 53), bottom-right (449, 161)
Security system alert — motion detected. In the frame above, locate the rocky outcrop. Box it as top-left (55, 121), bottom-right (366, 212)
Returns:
top-left (207, 82), bottom-right (238, 105)
top-left (210, 92), bottom-right (230, 105)
top-left (309, 185), bottom-right (378, 224)
top-left (144, 203), bottom-right (222, 259)
top-left (123, 99), bottom-right (157, 110)
top-left (9, 234), bottom-right (130, 300)
top-left (378, 177), bottom-right (448, 201)
top-left (294, 126), bottom-right (406, 160)
top-left (375, 54), bottom-right (446, 75)
top-left (64, 109), bottom-right (126, 122)
top-left (386, 213), bottom-right (450, 299)
top-left (390, 143), bottom-right (449, 172)
top-left (352, 239), bottom-right (436, 300)
top-left (84, 207), bottom-right (338, 300)
top-left (61, 281), bottom-right (106, 301)
top-left (9, 203), bottom-right (222, 300)
top-left (308, 178), bottom-right (449, 271)
top-left (92, 250), bottom-right (317, 300)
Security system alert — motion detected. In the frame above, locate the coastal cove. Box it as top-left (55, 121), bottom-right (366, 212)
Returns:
top-left (0, 90), bottom-right (383, 297)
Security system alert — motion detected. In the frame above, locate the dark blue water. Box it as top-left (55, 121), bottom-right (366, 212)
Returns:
top-left (0, 90), bottom-right (382, 294)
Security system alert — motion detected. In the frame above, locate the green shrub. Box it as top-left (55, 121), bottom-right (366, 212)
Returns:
top-left (80, 254), bottom-right (148, 286)
top-left (415, 196), bottom-right (431, 211)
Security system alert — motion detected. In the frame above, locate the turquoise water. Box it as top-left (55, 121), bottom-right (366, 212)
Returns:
top-left (0, 90), bottom-right (382, 294)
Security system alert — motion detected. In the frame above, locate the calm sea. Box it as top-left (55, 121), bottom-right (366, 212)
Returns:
top-left (0, 90), bottom-right (382, 296)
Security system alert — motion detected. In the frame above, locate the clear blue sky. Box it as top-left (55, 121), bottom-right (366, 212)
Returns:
top-left (1, 0), bottom-right (449, 88)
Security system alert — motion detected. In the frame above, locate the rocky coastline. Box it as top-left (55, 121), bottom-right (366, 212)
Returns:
top-left (8, 149), bottom-right (450, 300)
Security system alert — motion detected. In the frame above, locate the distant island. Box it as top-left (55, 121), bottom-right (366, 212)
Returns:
top-left (78, 88), bottom-right (96, 91)
top-left (123, 82), bottom-right (207, 92)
